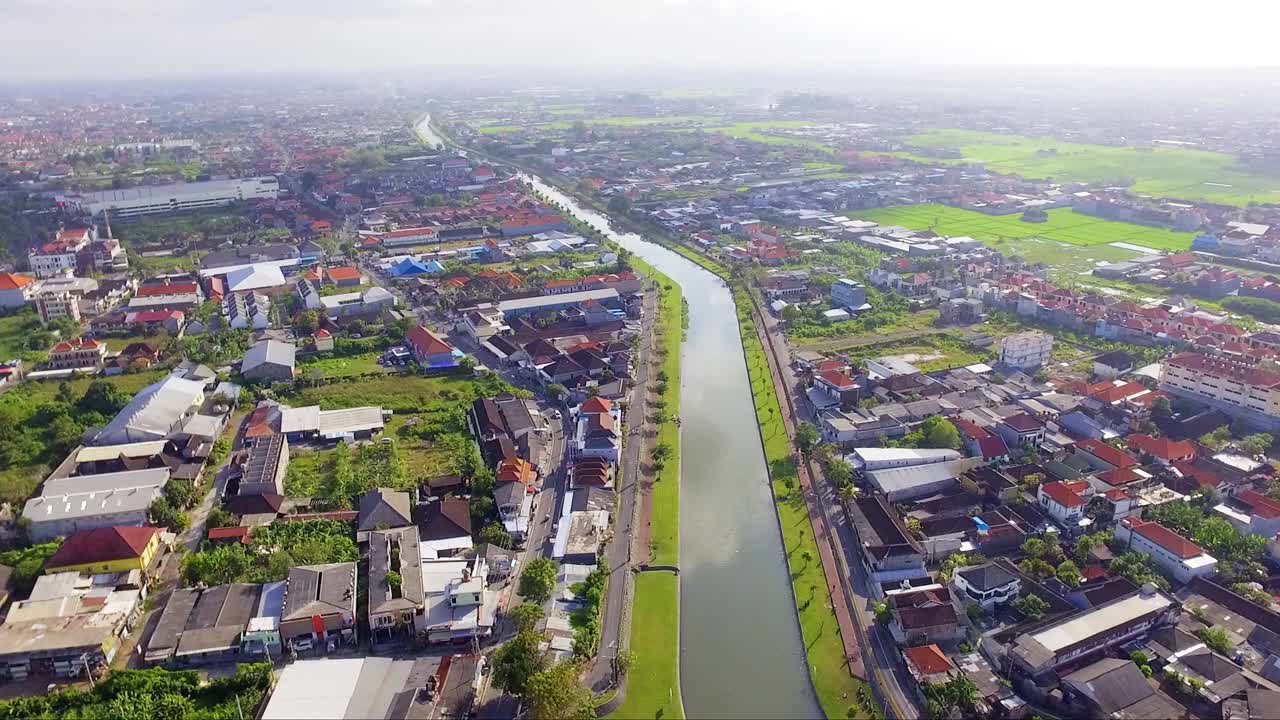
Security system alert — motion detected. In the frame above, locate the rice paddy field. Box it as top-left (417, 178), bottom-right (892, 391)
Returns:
top-left (887, 129), bottom-right (1280, 206)
top-left (845, 204), bottom-right (1196, 252)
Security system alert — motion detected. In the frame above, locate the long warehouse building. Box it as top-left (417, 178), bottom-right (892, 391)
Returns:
top-left (75, 177), bottom-right (280, 218)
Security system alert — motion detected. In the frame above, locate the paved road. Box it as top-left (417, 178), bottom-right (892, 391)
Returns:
top-left (752, 286), bottom-right (922, 720)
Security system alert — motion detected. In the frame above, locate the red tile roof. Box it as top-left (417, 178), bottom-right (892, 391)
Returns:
top-left (1002, 413), bottom-right (1044, 432)
top-left (952, 418), bottom-right (991, 440)
top-left (1125, 519), bottom-right (1204, 558)
top-left (1097, 467), bottom-right (1143, 487)
top-left (1104, 488), bottom-right (1129, 501)
top-left (1237, 490), bottom-right (1280, 520)
top-left (1167, 352), bottom-right (1280, 389)
top-left (1089, 381), bottom-right (1149, 404)
top-left (581, 397), bottom-right (612, 414)
top-left (1076, 439), bottom-right (1138, 469)
top-left (1172, 461), bottom-right (1222, 489)
top-left (137, 282), bottom-right (198, 297)
top-left (406, 325), bottom-right (453, 357)
top-left (977, 435), bottom-right (1009, 460)
top-left (46, 526), bottom-right (159, 568)
top-left (51, 338), bottom-right (102, 353)
top-left (1041, 481), bottom-right (1087, 509)
top-left (1127, 434), bottom-right (1196, 462)
top-left (903, 644), bottom-right (954, 676)
top-left (817, 369), bottom-right (857, 390)
top-left (0, 272), bottom-right (34, 290)
top-left (326, 266), bottom-right (362, 282)
top-left (207, 526), bottom-right (252, 544)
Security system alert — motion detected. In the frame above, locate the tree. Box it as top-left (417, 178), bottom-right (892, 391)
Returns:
top-left (491, 630), bottom-right (549, 696)
top-left (651, 442), bottom-right (673, 464)
top-left (519, 557), bottom-right (559, 604)
top-left (79, 379), bottom-right (129, 415)
top-left (470, 496), bottom-right (496, 526)
top-left (966, 603), bottom-right (983, 621)
top-left (1021, 537), bottom-right (1046, 559)
top-left (920, 416), bottom-right (962, 450)
top-left (1200, 426), bottom-right (1233, 452)
top-left (1019, 558), bottom-right (1055, 580)
top-left (480, 523), bottom-right (513, 550)
top-left (1146, 501), bottom-right (1206, 537)
top-left (939, 553), bottom-right (984, 582)
top-left (206, 506), bottom-right (234, 530)
top-left (546, 384), bottom-right (568, 401)
top-left (1056, 560), bottom-right (1082, 588)
top-left (1197, 627), bottom-right (1232, 655)
top-left (509, 603), bottom-right (545, 633)
top-left (458, 356), bottom-right (478, 374)
top-left (1109, 551), bottom-right (1170, 591)
top-left (163, 479), bottom-right (196, 510)
top-left (794, 422), bottom-right (819, 458)
top-left (1151, 396), bottom-right (1173, 422)
top-left (1231, 582), bottom-right (1274, 608)
top-left (825, 458), bottom-right (854, 487)
top-left (149, 498), bottom-right (189, 532)
top-left (922, 673), bottom-right (979, 718)
top-left (607, 194), bottom-right (632, 214)
top-left (385, 571), bottom-right (402, 590)
top-left (1013, 594), bottom-right (1049, 620)
top-left (525, 661), bottom-right (595, 720)
top-left (905, 517), bottom-right (924, 540)
top-left (1241, 433), bottom-right (1275, 458)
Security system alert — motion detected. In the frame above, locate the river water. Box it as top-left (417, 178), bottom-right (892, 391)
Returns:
top-left (521, 176), bottom-right (820, 719)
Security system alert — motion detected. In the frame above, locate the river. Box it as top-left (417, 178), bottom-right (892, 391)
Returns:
top-left (521, 176), bottom-right (821, 719)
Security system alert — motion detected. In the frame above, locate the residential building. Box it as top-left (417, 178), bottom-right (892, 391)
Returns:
top-left (888, 585), bottom-right (964, 646)
top-left (1093, 351), bottom-right (1136, 379)
top-left (406, 325), bottom-right (457, 368)
top-left (495, 288), bottom-right (619, 321)
top-left (1214, 490), bottom-right (1280, 538)
top-left (47, 337), bottom-right (106, 370)
top-left (997, 331), bottom-right (1054, 370)
top-left (1115, 518), bottom-right (1217, 584)
top-left (78, 177), bottom-right (280, 219)
top-left (28, 227), bottom-right (93, 278)
top-left (831, 278), bottom-right (868, 312)
top-left (1038, 480), bottom-right (1092, 532)
top-left (419, 498), bottom-right (473, 557)
top-left (495, 481), bottom-right (533, 543)
top-left (237, 434), bottom-right (288, 496)
top-left (280, 563), bottom-right (358, 652)
top-left (903, 644), bottom-right (956, 684)
top-left (850, 496), bottom-right (928, 585)
top-left (1009, 585), bottom-right (1177, 677)
top-left (319, 286), bottom-right (396, 319)
top-left (281, 405), bottom-right (386, 444)
top-left (1160, 352), bottom-right (1280, 431)
top-left (313, 328), bottom-right (334, 352)
top-left (44, 526), bottom-right (163, 576)
top-left (1060, 658), bottom-right (1185, 719)
top-left (356, 488), bottom-right (412, 543)
top-left (144, 581), bottom-right (284, 666)
top-left (224, 292), bottom-right (272, 330)
top-left (36, 292), bottom-right (80, 325)
top-left (952, 562), bottom-right (1021, 611)
top-left (242, 340), bottom-right (296, 384)
top-left (0, 272), bottom-right (35, 308)
top-left (420, 556), bottom-right (498, 644)
top-left (367, 526), bottom-right (424, 642)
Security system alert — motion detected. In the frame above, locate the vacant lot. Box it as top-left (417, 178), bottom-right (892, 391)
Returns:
top-left (700, 120), bottom-right (834, 151)
top-left (845, 204), bottom-right (1195, 252)
top-left (296, 352), bottom-right (388, 380)
top-left (887, 129), bottom-right (1280, 206)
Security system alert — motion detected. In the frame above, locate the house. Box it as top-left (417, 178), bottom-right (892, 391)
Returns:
top-left (313, 328), bottom-right (334, 352)
top-left (1093, 351), bottom-right (1136, 379)
top-left (280, 563), bottom-right (358, 652)
top-left (865, 458), bottom-right (982, 502)
top-left (406, 325), bottom-right (457, 368)
top-left (997, 331), bottom-right (1053, 370)
top-left (1127, 434), bottom-right (1196, 465)
top-left (1061, 657), bottom-right (1185, 719)
top-left (0, 272), bottom-right (36, 308)
top-left (241, 340), bottom-right (296, 384)
top-left (995, 413), bottom-right (1046, 451)
top-left (43, 526), bottom-right (163, 576)
top-left (1115, 518), bottom-right (1217, 584)
top-left (850, 496), bottom-right (928, 585)
top-left (144, 581), bottom-right (285, 666)
top-left (235, 434), bottom-right (288, 497)
top-left (1009, 585), bottom-right (1177, 677)
top-left (952, 562), bottom-right (1020, 611)
top-left (326, 267), bottom-right (364, 288)
top-left (888, 585), bottom-right (964, 646)
top-left (810, 369), bottom-right (861, 410)
top-left (1038, 481), bottom-right (1092, 532)
top-left (366, 526), bottom-right (424, 643)
top-left (1074, 439), bottom-right (1139, 472)
top-left (1214, 490), bottom-right (1280, 538)
top-left (419, 498), bottom-right (473, 557)
top-left (420, 555), bottom-right (498, 644)
top-left (224, 292), bottom-right (272, 330)
top-left (356, 488), bottom-right (412, 541)
top-left (830, 278), bottom-right (869, 312)
top-left (495, 481), bottom-right (533, 543)
top-left (902, 644), bottom-right (956, 684)
top-left (47, 338), bottom-right (107, 371)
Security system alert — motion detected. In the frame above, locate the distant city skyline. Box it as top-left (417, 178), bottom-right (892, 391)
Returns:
top-left (3, 0), bottom-right (1280, 84)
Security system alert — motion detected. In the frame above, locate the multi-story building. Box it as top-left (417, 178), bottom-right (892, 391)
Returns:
top-left (77, 177), bottom-right (280, 219)
top-left (830, 278), bottom-right (868, 312)
top-left (952, 562), bottom-right (1021, 611)
top-left (29, 227), bottom-right (93, 278)
top-left (1115, 518), bottom-right (1217, 584)
top-left (1160, 352), bottom-right (1280, 431)
top-left (36, 292), bottom-right (81, 325)
top-left (47, 337), bottom-right (105, 370)
top-left (0, 272), bottom-right (36, 308)
top-left (997, 331), bottom-right (1054, 370)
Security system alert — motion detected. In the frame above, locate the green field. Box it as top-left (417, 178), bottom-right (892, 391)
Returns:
top-left (701, 121), bottom-right (834, 151)
top-left (0, 312), bottom-right (47, 362)
top-left (478, 115), bottom-right (721, 135)
top-left (888, 129), bottom-right (1280, 206)
top-left (297, 352), bottom-right (388, 380)
top-left (609, 573), bottom-right (683, 720)
top-left (846, 204), bottom-right (1195, 252)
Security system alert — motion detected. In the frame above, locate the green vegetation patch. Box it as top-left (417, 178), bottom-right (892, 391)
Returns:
top-left (181, 520), bottom-right (357, 586)
top-left (609, 572), bottom-right (683, 719)
top-left (887, 128), bottom-right (1280, 206)
top-left (297, 352), bottom-right (389, 379)
top-left (845, 204), bottom-right (1194, 252)
top-left (0, 664), bottom-right (274, 719)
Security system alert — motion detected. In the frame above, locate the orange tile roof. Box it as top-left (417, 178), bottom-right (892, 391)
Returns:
top-left (0, 272), bottom-right (34, 290)
top-left (326, 266), bottom-right (362, 282)
top-left (1125, 519), bottom-right (1204, 558)
top-left (903, 644), bottom-right (954, 676)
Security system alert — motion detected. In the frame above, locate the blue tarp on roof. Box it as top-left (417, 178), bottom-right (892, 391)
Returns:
top-left (387, 257), bottom-right (444, 277)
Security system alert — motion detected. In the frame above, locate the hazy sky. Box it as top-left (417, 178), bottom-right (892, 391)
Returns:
top-left (4, 0), bottom-right (1280, 83)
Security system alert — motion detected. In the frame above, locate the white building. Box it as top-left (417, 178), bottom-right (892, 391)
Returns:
top-left (1010, 586), bottom-right (1177, 676)
top-left (93, 375), bottom-right (206, 445)
top-left (224, 292), bottom-right (272, 330)
top-left (1160, 352), bottom-right (1280, 432)
top-left (848, 448), bottom-right (961, 471)
top-left (23, 468), bottom-right (170, 543)
top-left (1037, 481), bottom-right (1093, 531)
top-left (997, 331), bottom-right (1054, 370)
top-left (77, 177), bottom-right (280, 219)
top-left (1115, 518), bottom-right (1217, 584)
top-left (28, 227), bottom-right (93, 278)
top-left (952, 562), bottom-right (1021, 611)
top-left (36, 292), bottom-right (80, 325)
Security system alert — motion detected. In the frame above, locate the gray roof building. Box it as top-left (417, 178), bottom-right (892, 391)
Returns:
top-left (357, 489), bottom-right (412, 534)
top-left (94, 375), bottom-right (206, 445)
top-left (242, 340), bottom-right (296, 384)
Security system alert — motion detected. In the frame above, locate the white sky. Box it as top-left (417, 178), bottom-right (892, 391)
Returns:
top-left (4, 0), bottom-right (1280, 83)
